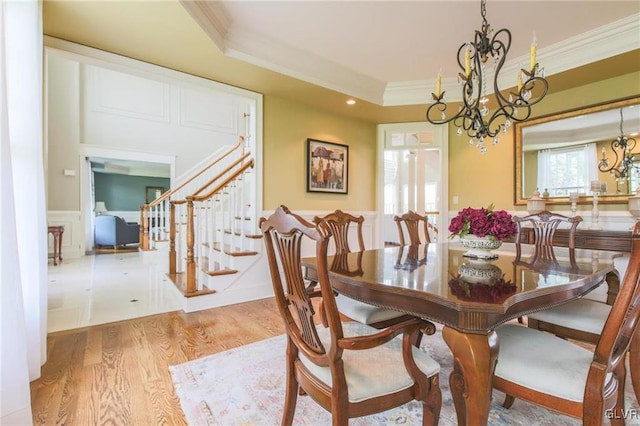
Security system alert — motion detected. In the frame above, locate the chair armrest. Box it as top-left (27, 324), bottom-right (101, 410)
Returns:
top-left (605, 269), bottom-right (621, 305)
top-left (338, 317), bottom-right (435, 350)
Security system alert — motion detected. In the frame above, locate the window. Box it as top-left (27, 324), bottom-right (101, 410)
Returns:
top-left (537, 143), bottom-right (597, 197)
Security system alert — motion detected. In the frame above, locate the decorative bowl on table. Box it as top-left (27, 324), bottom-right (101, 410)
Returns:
top-left (459, 235), bottom-right (502, 261)
top-left (458, 262), bottom-right (503, 285)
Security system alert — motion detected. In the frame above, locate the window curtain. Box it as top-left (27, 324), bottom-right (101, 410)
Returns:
top-left (537, 149), bottom-right (552, 194)
top-left (537, 143), bottom-right (599, 194)
top-left (584, 143), bottom-right (598, 190)
top-left (1, 1), bottom-right (46, 424)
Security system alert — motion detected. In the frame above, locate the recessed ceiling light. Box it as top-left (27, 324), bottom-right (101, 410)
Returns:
top-left (346, 99), bottom-right (356, 105)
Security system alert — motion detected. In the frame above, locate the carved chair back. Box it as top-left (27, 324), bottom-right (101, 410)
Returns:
top-left (591, 221), bottom-right (640, 400)
top-left (514, 210), bottom-right (583, 263)
top-left (260, 206), bottom-right (342, 354)
top-left (394, 210), bottom-right (430, 246)
top-left (313, 209), bottom-right (364, 254)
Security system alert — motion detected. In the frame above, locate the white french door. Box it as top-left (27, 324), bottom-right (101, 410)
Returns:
top-left (377, 122), bottom-right (448, 247)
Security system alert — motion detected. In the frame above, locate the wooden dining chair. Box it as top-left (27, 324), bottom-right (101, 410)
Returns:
top-left (309, 209), bottom-right (421, 332)
top-left (513, 210), bottom-right (583, 323)
top-left (260, 206), bottom-right (442, 426)
top-left (517, 211), bottom-right (639, 404)
top-left (525, 261), bottom-right (639, 405)
top-left (513, 210), bottom-right (583, 263)
top-left (492, 221), bottom-right (640, 423)
top-left (394, 211), bottom-right (431, 246)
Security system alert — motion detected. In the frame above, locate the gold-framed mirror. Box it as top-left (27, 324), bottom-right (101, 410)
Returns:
top-left (515, 95), bottom-right (640, 206)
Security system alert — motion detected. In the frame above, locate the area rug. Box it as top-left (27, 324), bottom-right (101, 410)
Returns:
top-left (170, 327), bottom-right (639, 425)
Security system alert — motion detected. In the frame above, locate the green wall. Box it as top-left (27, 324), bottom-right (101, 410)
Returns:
top-left (94, 173), bottom-right (169, 211)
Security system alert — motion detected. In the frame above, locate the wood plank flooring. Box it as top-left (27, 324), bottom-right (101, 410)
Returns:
top-left (30, 297), bottom-right (286, 425)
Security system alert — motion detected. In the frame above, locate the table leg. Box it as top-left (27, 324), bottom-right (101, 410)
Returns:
top-left (52, 233), bottom-right (59, 266)
top-left (57, 230), bottom-right (63, 263)
top-left (442, 326), bottom-right (499, 426)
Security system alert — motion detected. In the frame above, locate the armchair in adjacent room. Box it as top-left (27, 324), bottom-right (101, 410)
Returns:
top-left (94, 215), bottom-right (140, 248)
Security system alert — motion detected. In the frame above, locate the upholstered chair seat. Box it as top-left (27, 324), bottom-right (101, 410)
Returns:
top-left (495, 324), bottom-right (612, 402)
top-left (300, 322), bottom-right (440, 403)
top-left (528, 298), bottom-right (609, 335)
top-left (335, 297), bottom-right (407, 326)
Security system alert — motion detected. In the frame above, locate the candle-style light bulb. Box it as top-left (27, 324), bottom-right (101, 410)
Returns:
top-left (517, 70), bottom-right (523, 92)
top-left (464, 46), bottom-right (471, 77)
top-left (436, 70), bottom-right (442, 97)
top-left (530, 33), bottom-right (537, 71)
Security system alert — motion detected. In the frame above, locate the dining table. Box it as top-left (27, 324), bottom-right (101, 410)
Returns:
top-left (301, 241), bottom-right (622, 426)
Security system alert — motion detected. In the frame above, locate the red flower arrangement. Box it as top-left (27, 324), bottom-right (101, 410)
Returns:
top-left (448, 276), bottom-right (517, 303)
top-left (448, 204), bottom-right (518, 241)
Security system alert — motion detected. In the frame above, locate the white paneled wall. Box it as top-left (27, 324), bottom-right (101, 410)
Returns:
top-left (80, 64), bottom-right (245, 176)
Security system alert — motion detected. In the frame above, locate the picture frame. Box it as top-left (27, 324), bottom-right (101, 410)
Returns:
top-left (306, 139), bottom-right (348, 194)
top-left (145, 186), bottom-right (164, 204)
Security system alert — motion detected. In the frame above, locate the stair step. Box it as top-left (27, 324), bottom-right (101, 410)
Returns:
top-left (200, 256), bottom-right (238, 276)
top-left (223, 229), bottom-right (263, 239)
top-left (167, 272), bottom-right (216, 298)
top-left (212, 242), bottom-right (258, 257)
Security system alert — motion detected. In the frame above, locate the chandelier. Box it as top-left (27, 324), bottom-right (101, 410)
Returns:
top-left (598, 107), bottom-right (638, 181)
top-left (425, 0), bottom-right (548, 153)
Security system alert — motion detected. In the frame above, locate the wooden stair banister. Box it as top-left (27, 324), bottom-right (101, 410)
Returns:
top-left (140, 136), bottom-right (247, 250)
top-left (191, 152), bottom-right (251, 197)
top-left (168, 158), bottom-right (256, 297)
top-left (190, 159), bottom-right (254, 202)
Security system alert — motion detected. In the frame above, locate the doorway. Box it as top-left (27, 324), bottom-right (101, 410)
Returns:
top-left (377, 122), bottom-right (448, 247)
top-left (80, 149), bottom-right (176, 254)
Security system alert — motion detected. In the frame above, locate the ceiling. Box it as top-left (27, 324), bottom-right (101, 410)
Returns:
top-left (90, 158), bottom-right (171, 178)
top-left (43, 1), bottom-right (640, 123)
top-left (183, 0), bottom-right (640, 106)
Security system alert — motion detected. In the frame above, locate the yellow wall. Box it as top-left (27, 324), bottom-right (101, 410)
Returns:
top-left (447, 71), bottom-right (640, 212)
top-left (263, 96), bottom-right (377, 211)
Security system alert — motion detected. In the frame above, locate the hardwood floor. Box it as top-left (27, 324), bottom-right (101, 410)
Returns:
top-left (30, 297), bottom-right (286, 425)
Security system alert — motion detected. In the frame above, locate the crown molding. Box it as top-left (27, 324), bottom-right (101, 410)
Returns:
top-left (184, 3), bottom-right (639, 108)
top-left (384, 13), bottom-right (640, 106)
top-left (224, 27), bottom-right (386, 104)
top-left (179, 0), bottom-right (231, 52)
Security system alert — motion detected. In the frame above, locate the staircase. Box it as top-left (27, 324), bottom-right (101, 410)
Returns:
top-left (139, 135), bottom-right (268, 309)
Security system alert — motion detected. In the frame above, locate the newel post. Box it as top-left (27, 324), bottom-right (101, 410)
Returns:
top-left (185, 197), bottom-right (196, 294)
top-left (140, 205), bottom-right (149, 250)
top-left (169, 201), bottom-right (176, 275)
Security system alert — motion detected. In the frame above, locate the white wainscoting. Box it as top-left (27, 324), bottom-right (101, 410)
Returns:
top-left (260, 210), bottom-right (380, 257)
top-left (47, 210), bottom-right (83, 260)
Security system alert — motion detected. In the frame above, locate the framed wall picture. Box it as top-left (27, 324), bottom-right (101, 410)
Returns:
top-left (145, 186), bottom-right (164, 203)
top-left (307, 139), bottom-right (348, 194)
